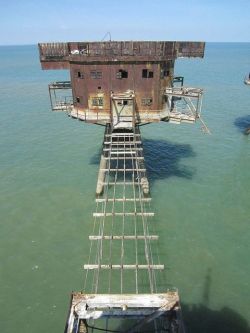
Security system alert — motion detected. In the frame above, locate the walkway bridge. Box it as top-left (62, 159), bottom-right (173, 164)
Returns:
top-left (64, 125), bottom-right (183, 333)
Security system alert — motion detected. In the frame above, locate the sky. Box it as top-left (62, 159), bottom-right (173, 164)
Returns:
top-left (0, 0), bottom-right (249, 45)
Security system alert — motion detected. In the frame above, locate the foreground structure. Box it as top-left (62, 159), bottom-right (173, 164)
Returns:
top-left (39, 40), bottom-right (206, 332)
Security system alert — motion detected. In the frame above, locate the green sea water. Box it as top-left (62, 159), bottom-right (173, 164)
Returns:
top-left (0, 43), bottom-right (250, 333)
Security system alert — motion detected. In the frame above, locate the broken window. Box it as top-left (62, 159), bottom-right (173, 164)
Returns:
top-left (90, 71), bottom-right (102, 79)
top-left (142, 69), bottom-right (153, 78)
top-left (76, 71), bottom-right (84, 79)
top-left (117, 100), bottom-right (132, 106)
top-left (91, 97), bottom-right (103, 107)
top-left (141, 98), bottom-right (153, 106)
top-left (116, 69), bottom-right (128, 79)
top-left (148, 71), bottom-right (154, 78)
top-left (76, 97), bottom-right (81, 103)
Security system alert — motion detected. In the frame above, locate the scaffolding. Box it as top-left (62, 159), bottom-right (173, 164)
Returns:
top-left (48, 81), bottom-right (73, 112)
top-left (165, 86), bottom-right (203, 123)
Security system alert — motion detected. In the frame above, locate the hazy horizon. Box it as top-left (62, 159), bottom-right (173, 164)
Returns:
top-left (0, 0), bottom-right (249, 45)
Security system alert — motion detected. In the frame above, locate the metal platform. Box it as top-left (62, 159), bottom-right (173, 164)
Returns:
top-left (48, 81), bottom-right (73, 112)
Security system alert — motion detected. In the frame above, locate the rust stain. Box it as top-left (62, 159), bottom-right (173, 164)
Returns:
top-left (39, 40), bottom-right (205, 123)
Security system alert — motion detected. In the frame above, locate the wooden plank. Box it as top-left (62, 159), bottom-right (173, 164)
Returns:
top-left (109, 151), bottom-right (137, 155)
top-left (104, 141), bottom-right (142, 144)
top-left (95, 198), bottom-right (151, 202)
top-left (93, 212), bottom-right (154, 217)
top-left (103, 157), bottom-right (144, 160)
top-left (76, 309), bottom-right (155, 320)
top-left (100, 168), bottom-right (146, 172)
top-left (66, 292), bottom-right (180, 322)
top-left (103, 148), bottom-right (143, 151)
top-left (71, 291), bottom-right (179, 309)
top-left (105, 133), bottom-right (141, 137)
top-left (89, 235), bottom-right (159, 240)
top-left (101, 182), bottom-right (145, 185)
top-left (84, 264), bottom-right (164, 270)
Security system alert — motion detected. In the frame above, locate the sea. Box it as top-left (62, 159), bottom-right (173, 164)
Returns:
top-left (0, 43), bottom-right (250, 333)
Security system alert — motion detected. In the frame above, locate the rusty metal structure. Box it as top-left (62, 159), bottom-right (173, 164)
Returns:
top-left (39, 41), bottom-right (207, 128)
top-left (38, 40), bottom-right (206, 333)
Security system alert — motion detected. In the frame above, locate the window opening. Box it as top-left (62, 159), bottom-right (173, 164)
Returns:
top-left (91, 97), bottom-right (103, 107)
top-left (141, 98), bottom-right (153, 106)
top-left (142, 69), bottom-right (153, 78)
top-left (90, 71), bottom-right (102, 79)
top-left (161, 69), bottom-right (170, 78)
top-left (142, 69), bottom-right (148, 78)
top-left (75, 71), bottom-right (84, 79)
top-left (148, 71), bottom-right (154, 78)
top-left (116, 69), bottom-right (128, 79)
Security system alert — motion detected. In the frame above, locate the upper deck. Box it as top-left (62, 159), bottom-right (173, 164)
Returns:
top-left (38, 41), bottom-right (205, 69)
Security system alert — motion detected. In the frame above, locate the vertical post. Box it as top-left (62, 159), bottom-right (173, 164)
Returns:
top-left (132, 95), bottom-right (136, 130)
top-left (48, 85), bottom-right (53, 111)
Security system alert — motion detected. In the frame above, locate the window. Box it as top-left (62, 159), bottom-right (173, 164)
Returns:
top-left (141, 98), bottom-right (153, 106)
top-left (90, 71), bottom-right (102, 79)
top-left (148, 71), bottom-right (154, 78)
top-left (91, 97), bottom-right (103, 107)
top-left (164, 70), bottom-right (170, 77)
top-left (142, 69), bottom-right (153, 78)
top-left (76, 97), bottom-right (81, 103)
top-left (142, 69), bottom-right (148, 78)
top-left (75, 70), bottom-right (84, 79)
top-left (116, 69), bottom-right (128, 79)
top-left (117, 100), bottom-right (130, 106)
top-left (161, 69), bottom-right (170, 79)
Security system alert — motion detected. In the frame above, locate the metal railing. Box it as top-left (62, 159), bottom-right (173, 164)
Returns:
top-left (39, 41), bottom-right (205, 61)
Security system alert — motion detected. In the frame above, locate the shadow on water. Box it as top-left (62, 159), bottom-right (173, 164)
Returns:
top-left (114, 268), bottom-right (250, 332)
top-left (234, 115), bottom-right (250, 134)
top-left (182, 304), bottom-right (250, 333)
top-left (90, 139), bottom-right (196, 185)
top-left (95, 305), bottom-right (250, 333)
top-left (143, 139), bottom-right (195, 182)
top-left (183, 268), bottom-right (250, 333)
